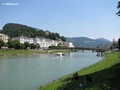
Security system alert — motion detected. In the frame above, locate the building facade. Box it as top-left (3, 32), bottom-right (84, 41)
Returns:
top-left (63, 42), bottom-right (74, 48)
top-left (12, 36), bottom-right (33, 44)
top-left (0, 33), bottom-right (8, 43)
top-left (12, 36), bottom-right (74, 48)
top-left (12, 36), bottom-right (58, 48)
top-left (97, 44), bottom-right (111, 50)
top-left (33, 37), bottom-right (58, 48)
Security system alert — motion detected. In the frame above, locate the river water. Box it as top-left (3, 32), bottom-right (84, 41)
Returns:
top-left (0, 50), bottom-right (103, 90)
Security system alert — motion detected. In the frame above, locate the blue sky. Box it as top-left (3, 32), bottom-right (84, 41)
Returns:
top-left (0, 0), bottom-right (120, 41)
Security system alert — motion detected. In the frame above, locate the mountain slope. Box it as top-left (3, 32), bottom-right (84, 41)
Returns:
top-left (2, 23), bottom-right (37, 37)
top-left (1, 23), bottom-right (66, 41)
top-left (66, 37), bottom-right (112, 48)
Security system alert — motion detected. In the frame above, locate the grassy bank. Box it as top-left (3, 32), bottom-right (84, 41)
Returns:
top-left (39, 52), bottom-right (120, 90)
top-left (0, 50), bottom-right (32, 56)
top-left (0, 49), bottom-right (71, 56)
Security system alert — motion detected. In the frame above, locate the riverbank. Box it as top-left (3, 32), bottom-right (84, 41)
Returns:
top-left (0, 49), bottom-right (71, 56)
top-left (39, 52), bottom-right (120, 90)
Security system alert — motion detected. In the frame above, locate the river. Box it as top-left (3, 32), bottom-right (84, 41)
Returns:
top-left (0, 50), bottom-right (103, 90)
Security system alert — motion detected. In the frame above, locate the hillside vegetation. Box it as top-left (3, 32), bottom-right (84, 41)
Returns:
top-left (39, 52), bottom-right (120, 90)
top-left (1, 23), bottom-right (66, 41)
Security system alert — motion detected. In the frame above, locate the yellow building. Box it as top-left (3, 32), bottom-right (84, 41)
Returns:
top-left (0, 33), bottom-right (8, 43)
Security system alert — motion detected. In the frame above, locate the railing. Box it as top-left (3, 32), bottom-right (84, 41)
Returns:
top-left (49, 47), bottom-right (108, 52)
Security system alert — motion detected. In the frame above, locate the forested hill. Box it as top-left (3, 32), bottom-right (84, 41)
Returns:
top-left (66, 37), bottom-right (112, 48)
top-left (1, 23), bottom-right (66, 41)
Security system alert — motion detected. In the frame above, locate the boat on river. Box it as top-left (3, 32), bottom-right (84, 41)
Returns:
top-left (55, 53), bottom-right (65, 58)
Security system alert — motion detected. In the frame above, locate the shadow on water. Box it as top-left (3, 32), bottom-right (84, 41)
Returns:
top-left (56, 63), bottom-right (120, 90)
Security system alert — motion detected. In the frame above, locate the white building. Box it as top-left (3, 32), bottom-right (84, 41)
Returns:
top-left (12, 36), bottom-right (33, 44)
top-left (12, 36), bottom-right (74, 48)
top-left (57, 41), bottom-right (74, 48)
top-left (0, 33), bottom-right (8, 43)
top-left (97, 44), bottom-right (111, 50)
top-left (63, 42), bottom-right (74, 48)
top-left (12, 36), bottom-right (58, 48)
top-left (33, 37), bottom-right (58, 48)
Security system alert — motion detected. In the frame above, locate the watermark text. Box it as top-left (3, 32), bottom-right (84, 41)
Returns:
top-left (3, 2), bottom-right (19, 6)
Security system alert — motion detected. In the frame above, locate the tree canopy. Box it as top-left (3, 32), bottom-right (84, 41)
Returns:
top-left (1, 23), bottom-right (66, 41)
top-left (116, 2), bottom-right (120, 50)
top-left (116, 1), bottom-right (120, 16)
top-left (118, 38), bottom-right (120, 50)
top-left (0, 40), bottom-right (5, 48)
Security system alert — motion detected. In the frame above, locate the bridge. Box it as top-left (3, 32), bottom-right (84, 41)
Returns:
top-left (49, 47), bottom-right (107, 52)
top-left (69, 47), bottom-right (107, 52)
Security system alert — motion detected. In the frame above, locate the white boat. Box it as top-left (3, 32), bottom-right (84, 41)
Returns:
top-left (55, 53), bottom-right (65, 58)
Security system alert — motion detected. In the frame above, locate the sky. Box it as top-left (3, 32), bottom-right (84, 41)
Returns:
top-left (0, 0), bottom-right (120, 41)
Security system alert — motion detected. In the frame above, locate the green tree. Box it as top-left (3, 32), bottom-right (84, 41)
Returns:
top-left (55, 33), bottom-right (60, 38)
top-left (49, 33), bottom-right (52, 39)
top-left (36, 43), bottom-right (40, 49)
top-left (24, 42), bottom-right (30, 49)
top-left (118, 38), bottom-right (120, 50)
top-left (36, 30), bottom-right (45, 37)
top-left (7, 38), bottom-right (14, 48)
top-left (30, 43), bottom-right (36, 49)
top-left (116, 1), bottom-right (120, 16)
top-left (61, 36), bottom-right (66, 42)
top-left (13, 40), bottom-right (21, 49)
top-left (0, 40), bottom-right (5, 48)
top-left (20, 43), bottom-right (25, 49)
top-left (52, 33), bottom-right (57, 40)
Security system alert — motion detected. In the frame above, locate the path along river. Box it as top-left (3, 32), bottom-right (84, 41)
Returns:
top-left (0, 50), bottom-right (104, 90)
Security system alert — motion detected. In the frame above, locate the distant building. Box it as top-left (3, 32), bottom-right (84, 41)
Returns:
top-left (0, 33), bottom-right (8, 43)
top-left (57, 38), bottom-right (64, 46)
top-left (57, 41), bottom-right (74, 48)
top-left (12, 36), bottom-right (58, 48)
top-left (63, 42), bottom-right (74, 48)
top-left (12, 36), bottom-right (74, 48)
top-left (45, 30), bottom-right (50, 36)
top-left (12, 36), bottom-right (33, 44)
top-left (97, 44), bottom-right (111, 50)
top-left (33, 37), bottom-right (58, 48)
